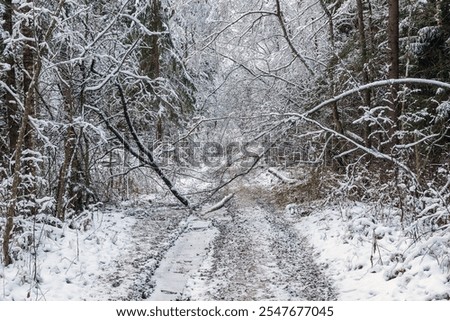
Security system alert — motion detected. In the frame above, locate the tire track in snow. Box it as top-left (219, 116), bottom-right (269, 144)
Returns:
top-left (101, 205), bottom-right (190, 300)
top-left (103, 190), bottom-right (335, 300)
top-left (185, 193), bottom-right (336, 300)
top-left (148, 218), bottom-right (218, 301)
top-left (205, 206), bottom-right (292, 300)
top-left (262, 202), bottom-right (336, 300)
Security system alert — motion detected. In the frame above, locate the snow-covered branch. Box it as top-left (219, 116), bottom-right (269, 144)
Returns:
top-left (302, 78), bottom-right (450, 117)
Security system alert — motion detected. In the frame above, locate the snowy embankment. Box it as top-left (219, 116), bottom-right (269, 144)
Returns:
top-left (0, 207), bottom-right (135, 300)
top-left (293, 202), bottom-right (450, 300)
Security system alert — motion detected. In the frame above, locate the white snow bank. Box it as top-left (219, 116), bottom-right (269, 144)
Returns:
top-left (297, 203), bottom-right (450, 300)
top-left (0, 209), bottom-right (135, 301)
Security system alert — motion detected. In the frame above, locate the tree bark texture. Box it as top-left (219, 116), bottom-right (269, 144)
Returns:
top-left (388, 0), bottom-right (400, 143)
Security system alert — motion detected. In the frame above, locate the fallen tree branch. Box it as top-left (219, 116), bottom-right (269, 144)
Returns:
top-left (268, 168), bottom-right (297, 184)
top-left (118, 83), bottom-right (189, 207)
top-left (86, 82), bottom-right (190, 208)
top-left (203, 193), bottom-right (234, 215)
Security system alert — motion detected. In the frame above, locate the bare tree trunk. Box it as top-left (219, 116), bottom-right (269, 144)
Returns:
top-left (82, 131), bottom-right (92, 204)
top-left (55, 37), bottom-right (81, 220)
top-left (356, 0), bottom-right (372, 148)
top-left (55, 127), bottom-right (77, 220)
top-left (320, 0), bottom-right (345, 170)
top-left (140, 0), bottom-right (164, 141)
top-left (3, 60), bottom-right (42, 266)
top-left (156, 116), bottom-right (163, 142)
top-left (388, 0), bottom-right (400, 144)
top-left (1, 1), bottom-right (16, 179)
top-left (2, 0), bottom-right (19, 154)
top-left (319, 0), bottom-right (344, 135)
top-left (55, 84), bottom-right (77, 220)
top-left (3, 0), bottom-right (43, 265)
top-left (21, 0), bottom-right (37, 216)
top-left (3, 0), bottom-right (66, 263)
top-left (145, 0), bottom-right (161, 80)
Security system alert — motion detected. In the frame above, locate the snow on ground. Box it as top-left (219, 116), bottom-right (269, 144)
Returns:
top-left (184, 190), bottom-right (335, 301)
top-left (1, 168), bottom-right (449, 301)
top-left (149, 217), bottom-right (218, 300)
top-left (100, 203), bottom-right (190, 300)
top-left (0, 206), bottom-right (135, 300)
top-left (295, 202), bottom-right (450, 300)
top-left (0, 200), bottom-right (191, 301)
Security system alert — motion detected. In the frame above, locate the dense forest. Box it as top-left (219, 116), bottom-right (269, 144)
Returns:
top-left (0, 0), bottom-right (449, 300)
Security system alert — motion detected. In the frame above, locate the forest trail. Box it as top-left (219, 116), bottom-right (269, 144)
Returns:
top-left (148, 218), bottom-right (218, 300)
top-left (129, 188), bottom-right (337, 301)
top-left (101, 205), bottom-right (190, 300)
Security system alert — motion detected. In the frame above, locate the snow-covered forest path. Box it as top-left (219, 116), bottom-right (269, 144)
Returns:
top-left (183, 191), bottom-right (336, 300)
top-left (100, 204), bottom-right (191, 300)
top-left (107, 187), bottom-right (336, 301)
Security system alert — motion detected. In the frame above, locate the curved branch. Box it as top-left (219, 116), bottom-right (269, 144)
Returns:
top-left (299, 114), bottom-right (418, 183)
top-left (302, 78), bottom-right (450, 117)
top-left (277, 78), bottom-right (450, 183)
